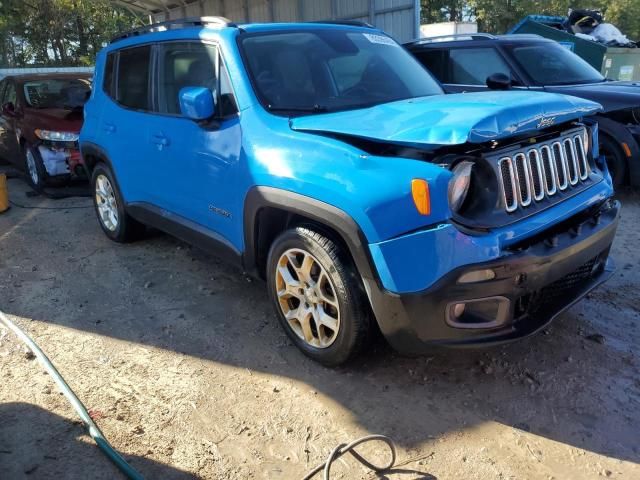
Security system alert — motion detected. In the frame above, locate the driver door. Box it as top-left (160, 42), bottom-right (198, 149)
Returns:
top-left (0, 80), bottom-right (21, 164)
top-left (145, 41), bottom-right (243, 248)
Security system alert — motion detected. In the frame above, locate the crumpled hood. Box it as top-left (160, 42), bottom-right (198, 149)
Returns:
top-left (546, 81), bottom-right (640, 113)
top-left (290, 91), bottom-right (602, 148)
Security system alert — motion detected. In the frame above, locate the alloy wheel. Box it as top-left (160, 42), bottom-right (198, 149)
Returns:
top-left (275, 248), bottom-right (341, 348)
top-left (95, 174), bottom-right (119, 231)
top-left (26, 150), bottom-right (39, 185)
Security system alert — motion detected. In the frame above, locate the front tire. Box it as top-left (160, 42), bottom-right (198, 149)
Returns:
top-left (266, 226), bottom-right (371, 366)
top-left (91, 163), bottom-right (145, 242)
top-left (23, 144), bottom-right (70, 189)
top-left (600, 135), bottom-right (627, 188)
top-left (24, 144), bottom-right (47, 190)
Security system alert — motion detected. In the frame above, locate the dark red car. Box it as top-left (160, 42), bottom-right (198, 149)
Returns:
top-left (0, 73), bottom-right (92, 188)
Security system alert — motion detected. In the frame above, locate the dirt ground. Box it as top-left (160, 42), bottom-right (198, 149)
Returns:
top-left (0, 176), bottom-right (639, 480)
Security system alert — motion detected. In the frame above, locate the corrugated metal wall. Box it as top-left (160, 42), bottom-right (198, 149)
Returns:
top-left (0, 67), bottom-right (93, 80)
top-left (153, 0), bottom-right (419, 43)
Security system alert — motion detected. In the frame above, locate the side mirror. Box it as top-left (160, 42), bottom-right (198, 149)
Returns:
top-left (179, 87), bottom-right (215, 121)
top-left (486, 73), bottom-right (512, 90)
top-left (1, 102), bottom-right (16, 117)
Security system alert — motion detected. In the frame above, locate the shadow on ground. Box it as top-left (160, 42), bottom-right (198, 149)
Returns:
top-left (1, 179), bottom-right (638, 478)
top-left (0, 402), bottom-right (197, 479)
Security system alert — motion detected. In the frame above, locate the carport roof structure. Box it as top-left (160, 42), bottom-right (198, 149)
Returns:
top-left (113, 1), bottom-right (204, 15)
top-left (110, 1), bottom-right (422, 44)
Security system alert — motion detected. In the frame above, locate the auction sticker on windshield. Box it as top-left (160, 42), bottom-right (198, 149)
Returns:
top-left (363, 33), bottom-right (397, 46)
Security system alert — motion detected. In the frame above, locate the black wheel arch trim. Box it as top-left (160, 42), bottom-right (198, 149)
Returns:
top-left (242, 186), bottom-right (381, 289)
top-left (80, 142), bottom-right (114, 175)
top-left (596, 115), bottom-right (640, 186)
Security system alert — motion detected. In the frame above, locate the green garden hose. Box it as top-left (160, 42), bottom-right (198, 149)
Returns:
top-left (0, 310), bottom-right (145, 480)
top-left (1, 309), bottom-right (397, 479)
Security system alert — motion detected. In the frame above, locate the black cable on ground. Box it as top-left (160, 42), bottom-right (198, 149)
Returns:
top-left (0, 310), bottom-right (145, 480)
top-left (303, 434), bottom-right (397, 480)
top-left (0, 309), bottom-right (397, 480)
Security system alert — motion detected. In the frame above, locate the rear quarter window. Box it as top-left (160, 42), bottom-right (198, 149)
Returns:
top-left (103, 52), bottom-right (116, 97)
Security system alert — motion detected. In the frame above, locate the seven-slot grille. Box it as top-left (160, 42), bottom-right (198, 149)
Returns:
top-left (499, 130), bottom-right (589, 213)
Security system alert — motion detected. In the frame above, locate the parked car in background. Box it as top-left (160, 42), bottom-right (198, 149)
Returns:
top-left (82, 18), bottom-right (618, 366)
top-left (406, 33), bottom-right (640, 187)
top-left (0, 73), bottom-right (92, 188)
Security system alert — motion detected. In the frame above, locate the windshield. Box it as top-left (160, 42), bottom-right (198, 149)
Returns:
top-left (23, 78), bottom-right (91, 109)
top-left (506, 43), bottom-right (605, 86)
top-left (240, 29), bottom-right (443, 114)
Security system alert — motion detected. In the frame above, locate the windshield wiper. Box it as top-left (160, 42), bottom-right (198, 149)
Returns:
top-left (267, 104), bottom-right (329, 114)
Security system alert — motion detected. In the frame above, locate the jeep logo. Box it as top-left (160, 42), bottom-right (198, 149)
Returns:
top-left (537, 116), bottom-right (556, 129)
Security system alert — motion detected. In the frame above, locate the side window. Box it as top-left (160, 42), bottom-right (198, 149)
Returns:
top-left (218, 59), bottom-right (238, 117)
top-left (0, 80), bottom-right (6, 104)
top-left (158, 42), bottom-right (237, 117)
top-left (116, 45), bottom-right (151, 110)
top-left (448, 48), bottom-right (511, 85)
top-left (103, 52), bottom-right (116, 97)
top-left (413, 50), bottom-right (449, 83)
top-left (4, 82), bottom-right (16, 106)
top-left (158, 42), bottom-right (218, 115)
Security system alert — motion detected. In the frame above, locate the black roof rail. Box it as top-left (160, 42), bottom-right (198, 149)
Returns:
top-left (111, 16), bottom-right (237, 44)
top-left (309, 20), bottom-right (375, 29)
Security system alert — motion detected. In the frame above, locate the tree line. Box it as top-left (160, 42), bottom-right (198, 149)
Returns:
top-left (1, 0), bottom-right (639, 68)
top-left (0, 0), bottom-right (139, 67)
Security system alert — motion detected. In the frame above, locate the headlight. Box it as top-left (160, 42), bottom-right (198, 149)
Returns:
top-left (448, 161), bottom-right (473, 213)
top-left (34, 129), bottom-right (79, 142)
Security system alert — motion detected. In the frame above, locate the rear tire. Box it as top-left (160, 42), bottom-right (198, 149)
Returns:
top-left (600, 135), bottom-right (627, 188)
top-left (266, 226), bottom-right (371, 366)
top-left (91, 163), bottom-right (145, 242)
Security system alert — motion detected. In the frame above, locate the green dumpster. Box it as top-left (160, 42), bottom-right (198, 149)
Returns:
top-left (509, 15), bottom-right (640, 81)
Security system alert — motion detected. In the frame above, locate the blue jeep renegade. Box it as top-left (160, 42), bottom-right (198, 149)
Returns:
top-left (80, 18), bottom-right (620, 366)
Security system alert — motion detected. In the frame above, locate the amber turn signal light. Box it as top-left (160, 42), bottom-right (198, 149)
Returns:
top-left (411, 179), bottom-right (430, 216)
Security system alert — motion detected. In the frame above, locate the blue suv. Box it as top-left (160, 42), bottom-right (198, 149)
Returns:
top-left (80, 18), bottom-right (620, 366)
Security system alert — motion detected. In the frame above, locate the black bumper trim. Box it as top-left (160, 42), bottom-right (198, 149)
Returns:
top-left (368, 200), bottom-right (620, 355)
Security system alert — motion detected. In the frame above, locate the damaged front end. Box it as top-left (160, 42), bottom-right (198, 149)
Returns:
top-left (34, 130), bottom-right (85, 178)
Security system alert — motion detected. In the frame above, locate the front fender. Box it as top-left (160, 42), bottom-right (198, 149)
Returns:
top-left (243, 115), bottom-right (452, 244)
top-left (596, 114), bottom-right (640, 186)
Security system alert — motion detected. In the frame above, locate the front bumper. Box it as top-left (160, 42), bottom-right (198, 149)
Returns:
top-left (368, 200), bottom-right (620, 354)
top-left (37, 141), bottom-right (85, 178)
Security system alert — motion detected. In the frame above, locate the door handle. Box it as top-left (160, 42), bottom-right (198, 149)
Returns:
top-left (151, 133), bottom-right (170, 148)
top-left (103, 122), bottom-right (116, 133)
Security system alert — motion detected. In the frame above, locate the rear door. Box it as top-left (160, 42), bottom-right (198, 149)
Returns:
top-left (98, 44), bottom-right (156, 204)
top-left (0, 79), bottom-right (7, 159)
top-left (0, 79), bottom-right (21, 164)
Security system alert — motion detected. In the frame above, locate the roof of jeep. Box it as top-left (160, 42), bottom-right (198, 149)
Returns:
top-left (404, 33), bottom-right (555, 49)
top-left (237, 22), bottom-right (377, 32)
top-left (105, 20), bottom-right (384, 52)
